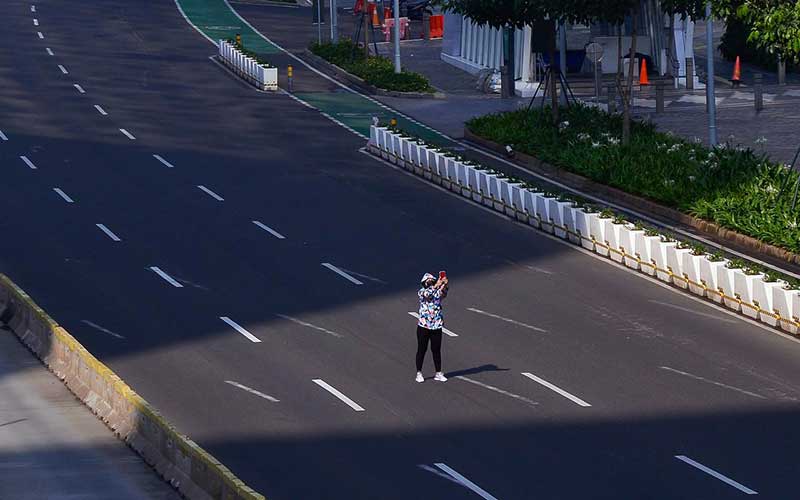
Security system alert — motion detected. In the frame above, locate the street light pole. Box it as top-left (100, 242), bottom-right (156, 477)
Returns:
top-left (393, 0), bottom-right (401, 73)
top-left (330, 0), bottom-right (337, 43)
top-left (706, 1), bottom-right (717, 146)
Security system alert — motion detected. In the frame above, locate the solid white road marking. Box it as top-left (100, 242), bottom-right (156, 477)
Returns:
top-left (94, 104), bottom-right (107, 116)
top-left (648, 300), bottom-right (737, 323)
top-left (521, 372), bottom-right (591, 407)
top-left (152, 154), bottom-right (175, 168)
top-left (312, 379), bottom-right (365, 411)
top-left (20, 156), bottom-right (37, 169)
top-left (456, 376), bottom-right (538, 407)
top-left (224, 380), bottom-right (278, 402)
top-left (95, 224), bottom-right (121, 242)
top-left (275, 314), bottom-right (343, 338)
top-left (45, 47), bottom-right (53, 55)
top-left (675, 455), bottom-right (758, 495)
top-left (220, 316), bottom-right (261, 343)
top-left (340, 268), bottom-right (387, 284)
top-left (466, 307), bottom-right (547, 333)
top-left (418, 465), bottom-right (467, 486)
top-left (434, 463), bottom-right (499, 500)
top-left (660, 366), bottom-right (766, 399)
top-left (148, 266), bottom-right (184, 288)
top-left (0, 130), bottom-right (7, 141)
top-left (37, 31), bottom-right (43, 39)
top-left (58, 64), bottom-right (68, 74)
top-left (197, 185), bottom-right (224, 201)
top-left (119, 128), bottom-right (136, 140)
top-left (33, 19), bottom-right (38, 26)
top-left (81, 320), bottom-right (125, 339)
top-left (252, 220), bottom-right (285, 239)
top-left (321, 263), bottom-right (363, 285)
top-left (52, 188), bottom-right (74, 203)
top-left (73, 83), bottom-right (85, 94)
top-left (407, 312), bottom-right (458, 337)
top-left (31, 5), bottom-right (36, 12)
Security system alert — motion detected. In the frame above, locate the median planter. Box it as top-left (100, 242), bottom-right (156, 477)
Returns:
top-left (589, 212), bottom-right (610, 255)
top-left (719, 265), bottom-right (743, 311)
top-left (734, 270), bottom-right (764, 319)
top-left (563, 203), bottom-right (580, 244)
top-left (700, 258), bottom-right (727, 303)
top-left (634, 233), bottom-right (660, 276)
top-left (667, 245), bottom-right (692, 289)
top-left (753, 278), bottom-right (784, 326)
top-left (575, 208), bottom-right (596, 250)
top-left (536, 195), bottom-right (556, 234)
top-left (548, 199), bottom-right (572, 239)
top-left (218, 39), bottom-right (278, 91)
top-left (653, 240), bottom-right (675, 283)
top-left (603, 219), bottom-right (624, 263)
top-left (620, 225), bottom-right (643, 270)
top-left (682, 252), bottom-right (706, 296)
top-left (525, 191), bottom-right (541, 228)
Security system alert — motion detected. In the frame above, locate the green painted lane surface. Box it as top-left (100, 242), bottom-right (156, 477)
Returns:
top-left (293, 92), bottom-right (451, 143)
top-left (176, 0), bottom-right (455, 145)
top-left (178, 0), bottom-right (281, 53)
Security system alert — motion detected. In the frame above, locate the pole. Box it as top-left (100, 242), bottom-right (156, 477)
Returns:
top-left (316, 0), bottom-right (322, 44)
top-left (559, 22), bottom-right (567, 106)
top-left (393, 0), bottom-right (401, 73)
top-left (705, 1), bottom-right (717, 146)
top-left (330, 0), bottom-right (337, 43)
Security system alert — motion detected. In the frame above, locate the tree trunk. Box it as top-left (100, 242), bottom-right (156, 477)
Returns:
top-left (622, 10), bottom-right (638, 145)
top-left (549, 22), bottom-right (559, 125)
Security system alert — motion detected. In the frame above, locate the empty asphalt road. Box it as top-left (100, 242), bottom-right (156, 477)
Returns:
top-left (1, 1), bottom-right (800, 498)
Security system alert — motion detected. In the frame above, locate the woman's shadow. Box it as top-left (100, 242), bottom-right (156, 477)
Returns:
top-left (445, 364), bottom-right (509, 378)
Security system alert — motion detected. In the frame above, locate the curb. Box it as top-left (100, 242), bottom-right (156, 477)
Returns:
top-left (299, 50), bottom-right (446, 99)
top-left (0, 274), bottom-right (265, 500)
top-left (463, 128), bottom-right (800, 275)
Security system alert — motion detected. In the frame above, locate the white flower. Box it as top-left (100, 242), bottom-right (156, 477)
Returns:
top-left (693, 137), bottom-right (702, 144)
top-left (790, 221), bottom-right (798, 229)
top-left (607, 137), bottom-right (620, 146)
top-left (558, 121), bottom-right (570, 131)
top-left (591, 141), bottom-right (602, 148)
top-left (577, 133), bottom-right (591, 141)
top-left (688, 175), bottom-right (696, 182)
top-left (765, 185), bottom-right (778, 194)
top-left (755, 136), bottom-right (768, 145)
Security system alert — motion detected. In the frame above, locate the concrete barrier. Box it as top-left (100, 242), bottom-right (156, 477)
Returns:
top-left (0, 274), bottom-right (265, 500)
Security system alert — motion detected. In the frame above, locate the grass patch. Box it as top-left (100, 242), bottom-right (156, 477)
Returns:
top-left (467, 105), bottom-right (800, 253)
top-left (310, 39), bottom-right (432, 93)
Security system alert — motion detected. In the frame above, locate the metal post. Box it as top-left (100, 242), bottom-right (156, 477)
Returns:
top-left (754, 73), bottom-right (763, 111)
top-left (706, 2), bottom-right (717, 146)
top-left (287, 65), bottom-right (293, 92)
top-left (778, 54), bottom-right (786, 85)
top-left (316, 0), bottom-right (322, 43)
top-left (330, 0), bottom-right (337, 43)
top-left (559, 22), bottom-right (567, 106)
top-left (393, 0), bottom-right (401, 73)
top-left (607, 84), bottom-right (616, 113)
top-left (422, 10), bottom-right (430, 41)
top-left (656, 80), bottom-right (665, 113)
top-left (685, 57), bottom-right (694, 90)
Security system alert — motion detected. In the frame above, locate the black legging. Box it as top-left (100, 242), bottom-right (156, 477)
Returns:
top-left (416, 326), bottom-right (443, 372)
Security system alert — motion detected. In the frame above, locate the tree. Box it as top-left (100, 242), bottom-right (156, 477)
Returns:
top-left (736, 0), bottom-right (800, 65)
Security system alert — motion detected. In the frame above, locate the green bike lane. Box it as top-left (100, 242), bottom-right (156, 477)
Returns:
top-left (176, 0), bottom-right (454, 145)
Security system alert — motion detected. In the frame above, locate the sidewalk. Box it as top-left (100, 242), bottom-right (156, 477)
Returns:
top-left (0, 326), bottom-right (180, 500)
top-left (229, 1), bottom-right (800, 163)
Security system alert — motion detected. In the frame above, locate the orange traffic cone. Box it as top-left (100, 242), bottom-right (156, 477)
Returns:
top-left (731, 56), bottom-right (742, 87)
top-left (639, 58), bottom-right (650, 85)
top-left (371, 4), bottom-right (380, 27)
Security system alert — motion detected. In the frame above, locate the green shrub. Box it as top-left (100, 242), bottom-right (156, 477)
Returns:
top-left (466, 104), bottom-right (800, 254)
top-left (310, 40), bottom-right (432, 93)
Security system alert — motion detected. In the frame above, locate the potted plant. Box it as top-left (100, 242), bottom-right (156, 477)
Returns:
top-left (753, 271), bottom-right (784, 326)
top-left (635, 226), bottom-right (661, 276)
top-left (536, 192), bottom-right (557, 234)
top-left (667, 240), bottom-right (692, 289)
top-left (573, 204), bottom-right (596, 250)
top-left (589, 208), bottom-right (612, 255)
top-left (621, 222), bottom-right (644, 270)
top-left (682, 242), bottom-right (707, 296)
top-left (653, 233), bottom-right (676, 283)
top-left (699, 251), bottom-right (727, 304)
top-left (602, 213), bottom-right (626, 263)
top-left (734, 264), bottom-right (764, 319)
top-left (719, 259), bottom-right (745, 311)
top-left (524, 189), bottom-right (542, 228)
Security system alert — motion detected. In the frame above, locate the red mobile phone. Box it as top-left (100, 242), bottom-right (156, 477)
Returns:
top-left (439, 271), bottom-right (446, 279)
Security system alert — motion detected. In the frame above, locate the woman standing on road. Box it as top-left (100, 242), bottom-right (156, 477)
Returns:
top-left (416, 272), bottom-right (449, 383)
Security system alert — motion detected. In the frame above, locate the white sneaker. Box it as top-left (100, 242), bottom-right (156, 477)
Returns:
top-left (415, 372), bottom-right (424, 383)
top-left (434, 372), bottom-right (447, 382)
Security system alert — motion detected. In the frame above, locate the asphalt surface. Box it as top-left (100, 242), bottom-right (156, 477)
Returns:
top-left (2, 1), bottom-right (800, 499)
